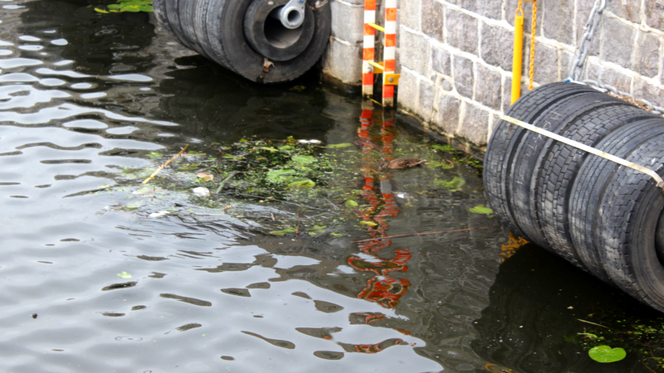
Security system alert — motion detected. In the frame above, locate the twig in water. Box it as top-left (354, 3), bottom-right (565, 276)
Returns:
top-left (576, 318), bottom-right (615, 330)
top-left (142, 144), bottom-right (189, 184)
top-left (271, 213), bottom-right (275, 221)
top-left (215, 171), bottom-right (239, 194)
top-left (325, 197), bottom-right (340, 210)
top-left (352, 227), bottom-right (489, 243)
top-left (295, 212), bottom-right (301, 238)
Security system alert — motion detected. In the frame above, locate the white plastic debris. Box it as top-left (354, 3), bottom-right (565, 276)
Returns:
top-left (297, 139), bottom-right (322, 144)
top-left (192, 187), bottom-right (210, 198)
top-left (149, 211), bottom-right (170, 218)
top-left (395, 192), bottom-right (410, 199)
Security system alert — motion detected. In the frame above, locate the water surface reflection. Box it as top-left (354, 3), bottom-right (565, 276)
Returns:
top-left (1, 2), bottom-right (659, 373)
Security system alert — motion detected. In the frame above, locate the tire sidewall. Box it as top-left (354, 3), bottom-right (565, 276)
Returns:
top-left (214, 0), bottom-right (331, 82)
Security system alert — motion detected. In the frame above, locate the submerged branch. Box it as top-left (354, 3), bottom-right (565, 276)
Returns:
top-left (142, 144), bottom-right (189, 184)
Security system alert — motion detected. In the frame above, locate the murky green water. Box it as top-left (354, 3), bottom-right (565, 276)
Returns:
top-left (1, 2), bottom-right (663, 373)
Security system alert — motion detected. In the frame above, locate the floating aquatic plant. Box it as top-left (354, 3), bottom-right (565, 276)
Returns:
top-left (95, 0), bottom-right (154, 13)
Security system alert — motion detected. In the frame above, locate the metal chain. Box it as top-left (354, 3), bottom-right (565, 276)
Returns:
top-left (567, 0), bottom-right (664, 116)
top-left (569, 0), bottom-right (606, 81)
top-left (577, 79), bottom-right (664, 115)
top-left (528, 0), bottom-right (537, 90)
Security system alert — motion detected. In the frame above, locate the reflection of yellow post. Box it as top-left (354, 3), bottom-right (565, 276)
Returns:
top-left (511, 0), bottom-right (524, 104)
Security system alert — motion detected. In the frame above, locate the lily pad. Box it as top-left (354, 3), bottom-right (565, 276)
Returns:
top-left (327, 143), bottom-right (353, 149)
top-left (292, 155), bottom-right (317, 164)
top-left (269, 228), bottom-right (296, 236)
top-left (117, 271), bottom-right (132, 279)
top-left (266, 169), bottom-right (296, 182)
top-left (146, 152), bottom-right (164, 158)
top-left (469, 205), bottom-right (493, 215)
top-left (588, 345), bottom-right (626, 363)
top-left (291, 179), bottom-right (315, 188)
top-left (344, 200), bottom-right (358, 208)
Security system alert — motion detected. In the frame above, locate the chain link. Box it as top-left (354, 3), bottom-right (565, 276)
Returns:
top-left (567, 0), bottom-right (664, 116)
top-left (569, 0), bottom-right (606, 81)
top-left (576, 80), bottom-right (664, 116)
top-left (528, 0), bottom-right (537, 90)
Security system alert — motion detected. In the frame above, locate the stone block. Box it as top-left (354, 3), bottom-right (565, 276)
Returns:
top-left (575, 0), bottom-right (599, 56)
top-left (453, 54), bottom-right (474, 98)
top-left (442, 78), bottom-right (453, 91)
top-left (458, 103), bottom-right (489, 146)
top-left (321, 37), bottom-right (362, 85)
top-left (633, 79), bottom-right (664, 108)
top-left (459, 0), bottom-right (502, 20)
top-left (646, 1), bottom-right (664, 31)
top-left (331, 1), bottom-right (364, 44)
top-left (526, 41), bottom-right (559, 85)
top-left (437, 94), bottom-right (461, 134)
top-left (432, 45), bottom-right (451, 76)
top-left (475, 64), bottom-right (502, 110)
top-left (419, 79), bottom-right (436, 121)
top-left (607, 0), bottom-right (641, 24)
top-left (400, 28), bottom-right (430, 74)
top-left (585, 62), bottom-right (632, 92)
top-left (506, 0), bottom-right (541, 36)
top-left (601, 17), bottom-right (635, 69)
top-left (635, 31), bottom-right (661, 78)
top-left (397, 68), bottom-right (419, 113)
top-left (543, 0), bottom-right (574, 42)
top-left (446, 8), bottom-right (478, 54)
top-left (400, 0), bottom-right (421, 31)
top-left (480, 22), bottom-right (513, 71)
top-left (422, 0), bottom-right (443, 41)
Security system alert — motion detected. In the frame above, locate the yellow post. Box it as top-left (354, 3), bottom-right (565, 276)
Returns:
top-left (511, 3), bottom-right (524, 104)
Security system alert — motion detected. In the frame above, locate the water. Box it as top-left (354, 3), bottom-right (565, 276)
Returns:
top-left (1, 2), bottom-right (662, 373)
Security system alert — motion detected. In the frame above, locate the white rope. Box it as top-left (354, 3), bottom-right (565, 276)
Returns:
top-left (500, 115), bottom-right (664, 188)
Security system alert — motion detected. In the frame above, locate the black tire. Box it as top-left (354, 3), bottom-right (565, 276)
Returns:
top-left (593, 131), bottom-right (664, 311)
top-left (569, 118), bottom-right (664, 284)
top-left (155, 0), bottom-right (331, 83)
top-left (484, 82), bottom-right (597, 238)
top-left (507, 92), bottom-right (627, 256)
top-left (537, 105), bottom-right (659, 268)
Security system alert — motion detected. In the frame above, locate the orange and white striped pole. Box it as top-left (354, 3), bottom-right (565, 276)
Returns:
top-left (382, 0), bottom-right (397, 108)
top-left (362, 0), bottom-right (376, 98)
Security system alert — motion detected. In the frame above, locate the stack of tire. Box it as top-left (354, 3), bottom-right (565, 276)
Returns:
top-left (484, 82), bottom-right (664, 312)
top-left (152, 0), bottom-right (331, 83)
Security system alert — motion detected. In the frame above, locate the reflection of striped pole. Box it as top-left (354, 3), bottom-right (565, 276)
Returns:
top-left (362, 0), bottom-right (376, 98)
top-left (383, 0), bottom-right (397, 108)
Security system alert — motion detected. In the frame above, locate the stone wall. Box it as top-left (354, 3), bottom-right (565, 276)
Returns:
top-left (321, 1), bottom-right (664, 153)
top-left (396, 0), bottom-right (664, 153)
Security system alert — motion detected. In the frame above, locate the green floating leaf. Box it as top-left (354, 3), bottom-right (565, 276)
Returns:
top-left (187, 150), bottom-right (206, 156)
top-left (146, 152), bottom-right (164, 158)
top-left (292, 155), bottom-right (317, 164)
top-left (269, 228), bottom-right (296, 236)
top-left (291, 179), bottom-right (315, 188)
top-left (260, 147), bottom-right (279, 152)
top-left (266, 169), bottom-right (296, 182)
top-left (117, 271), bottom-right (132, 279)
top-left (469, 205), bottom-right (493, 215)
top-left (436, 176), bottom-right (465, 191)
top-left (327, 143), bottom-right (353, 149)
top-left (94, 7), bottom-right (110, 13)
top-left (278, 145), bottom-right (294, 151)
top-left (344, 200), bottom-right (359, 208)
top-left (588, 345), bottom-right (626, 363)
